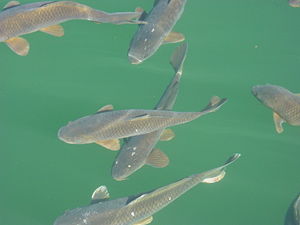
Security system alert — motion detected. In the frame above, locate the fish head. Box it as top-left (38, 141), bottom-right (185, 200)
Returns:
top-left (111, 158), bottom-right (133, 181)
top-left (252, 84), bottom-right (284, 108)
top-left (58, 122), bottom-right (93, 144)
top-left (289, 0), bottom-right (300, 7)
top-left (128, 53), bottom-right (143, 64)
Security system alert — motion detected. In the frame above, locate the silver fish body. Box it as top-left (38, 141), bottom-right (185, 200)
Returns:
top-left (58, 108), bottom-right (212, 144)
top-left (112, 43), bottom-right (187, 180)
top-left (54, 154), bottom-right (240, 225)
top-left (128, 0), bottom-right (187, 64)
top-left (252, 84), bottom-right (300, 126)
top-left (284, 193), bottom-right (300, 225)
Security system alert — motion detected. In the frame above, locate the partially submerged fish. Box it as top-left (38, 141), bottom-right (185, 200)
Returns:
top-left (54, 153), bottom-right (241, 225)
top-left (128, 0), bottom-right (186, 64)
top-left (252, 84), bottom-right (300, 133)
top-left (0, 1), bottom-right (144, 56)
top-left (112, 43), bottom-right (188, 180)
top-left (58, 96), bottom-right (227, 151)
top-left (284, 193), bottom-right (300, 225)
top-left (289, 0), bottom-right (300, 7)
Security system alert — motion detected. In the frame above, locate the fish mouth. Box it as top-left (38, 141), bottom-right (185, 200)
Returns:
top-left (128, 54), bottom-right (142, 64)
top-left (251, 85), bottom-right (261, 97)
top-left (57, 128), bottom-right (74, 144)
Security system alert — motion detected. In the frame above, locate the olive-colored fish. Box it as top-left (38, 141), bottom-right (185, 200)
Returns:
top-left (289, 0), bottom-right (300, 7)
top-left (284, 193), bottom-right (300, 225)
top-left (54, 154), bottom-right (240, 225)
top-left (0, 0), bottom-right (143, 56)
top-left (112, 43), bottom-right (189, 180)
top-left (252, 84), bottom-right (300, 133)
top-left (58, 97), bottom-right (227, 150)
top-left (128, 0), bottom-right (186, 64)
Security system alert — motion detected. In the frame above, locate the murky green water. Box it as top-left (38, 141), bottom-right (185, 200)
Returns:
top-left (1, 0), bottom-right (300, 225)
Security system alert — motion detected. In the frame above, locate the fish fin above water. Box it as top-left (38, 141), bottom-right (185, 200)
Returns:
top-left (163, 32), bottom-right (185, 44)
top-left (95, 139), bottom-right (120, 151)
top-left (160, 129), bottom-right (175, 141)
top-left (273, 112), bottom-right (285, 133)
top-left (3, 0), bottom-right (20, 10)
top-left (90, 185), bottom-right (110, 204)
top-left (170, 42), bottom-right (188, 75)
top-left (146, 148), bottom-right (169, 168)
top-left (97, 104), bottom-right (114, 112)
top-left (133, 216), bottom-right (153, 225)
top-left (5, 37), bottom-right (29, 56)
top-left (201, 153), bottom-right (241, 183)
top-left (40, 24), bottom-right (64, 37)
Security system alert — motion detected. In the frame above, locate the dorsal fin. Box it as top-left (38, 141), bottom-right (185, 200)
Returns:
top-left (3, 1), bottom-right (20, 10)
top-left (97, 104), bottom-right (113, 112)
top-left (91, 185), bottom-right (110, 204)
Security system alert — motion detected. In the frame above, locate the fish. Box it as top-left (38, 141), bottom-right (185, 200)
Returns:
top-left (58, 96), bottom-right (227, 151)
top-left (0, 1), bottom-right (144, 56)
top-left (54, 153), bottom-right (241, 225)
top-left (289, 0), bottom-right (300, 7)
top-left (112, 42), bottom-right (188, 180)
top-left (252, 84), bottom-right (300, 133)
top-left (127, 0), bottom-right (186, 64)
top-left (284, 193), bottom-right (300, 225)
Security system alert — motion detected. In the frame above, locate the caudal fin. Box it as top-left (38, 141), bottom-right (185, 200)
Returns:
top-left (200, 153), bottom-right (241, 184)
top-left (97, 9), bottom-right (146, 25)
top-left (199, 96), bottom-right (227, 115)
top-left (170, 42), bottom-right (188, 76)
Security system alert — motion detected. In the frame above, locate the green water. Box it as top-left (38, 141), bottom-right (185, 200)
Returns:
top-left (1, 0), bottom-right (300, 225)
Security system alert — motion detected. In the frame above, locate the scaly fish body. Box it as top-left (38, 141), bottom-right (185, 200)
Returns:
top-left (0, 1), bottom-right (142, 55)
top-left (252, 85), bottom-right (300, 126)
top-left (112, 43), bottom-right (187, 180)
top-left (58, 109), bottom-right (206, 144)
top-left (128, 0), bottom-right (186, 64)
top-left (284, 193), bottom-right (300, 225)
top-left (54, 154), bottom-right (240, 225)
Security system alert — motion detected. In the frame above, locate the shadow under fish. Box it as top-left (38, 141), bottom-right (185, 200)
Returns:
top-left (0, 0), bottom-right (144, 56)
top-left (54, 153), bottom-right (240, 225)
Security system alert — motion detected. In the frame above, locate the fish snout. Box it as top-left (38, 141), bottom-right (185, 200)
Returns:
top-left (251, 85), bottom-right (262, 97)
top-left (128, 54), bottom-right (142, 64)
top-left (57, 127), bottom-right (75, 144)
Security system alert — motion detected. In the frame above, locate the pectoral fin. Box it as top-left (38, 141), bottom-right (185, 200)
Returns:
top-left (160, 129), bottom-right (175, 141)
top-left (91, 185), bottom-right (110, 204)
top-left (146, 148), bottom-right (169, 168)
top-left (3, 1), bottom-right (20, 10)
top-left (97, 104), bottom-right (114, 112)
top-left (133, 216), bottom-right (153, 225)
top-left (5, 37), bottom-right (29, 56)
top-left (40, 24), bottom-right (64, 37)
top-left (273, 112), bottom-right (285, 133)
top-left (95, 139), bottom-right (120, 151)
top-left (163, 32), bottom-right (185, 44)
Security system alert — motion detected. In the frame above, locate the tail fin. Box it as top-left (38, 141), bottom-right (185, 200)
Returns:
top-left (199, 96), bottom-right (227, 115)
top-left (170, 42), bottom-right (188, 76)
top-left (201, 153), bottom-right (241, 184)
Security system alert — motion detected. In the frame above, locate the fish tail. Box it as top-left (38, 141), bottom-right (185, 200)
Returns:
top-left (170, 42), bottom-right (188, 76)
top-left (198, 96), bottom-right (227, 115)
top-left (90, 8), bottom-right (145, 24)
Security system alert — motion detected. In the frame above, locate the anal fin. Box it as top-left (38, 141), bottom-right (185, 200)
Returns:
top-left (40, 24), bottom-right (64, 37)
top-left (163, 32), bottom-right (185, 44)
top-left (133, 216), bottom-right (153, 225)
top-left (273, 112), bottom-right (285, 133)
top-left (95, 139), bottom-right (120, 151)
top-left (5, 37), bottom-right (29, 56)
top-left (160, 128), bottom-right (175, 141)
top-left (146, 148), bottom-right (169, 168)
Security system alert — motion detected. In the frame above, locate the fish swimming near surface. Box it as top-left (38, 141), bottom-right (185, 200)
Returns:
top-left (112, 42), bottom-right (189, 180)
top-left (54, 153), bottom-right (241, 225)
top-left (284, 193), bottom-right (300, 225)
top-left (58, 95), bottom-right (227, 151)
top-left (252, 84), bottom-right (300, 133)
top-left (128, 0), bottom-right (186, 64)
top-left (289, 0), bottom-right (300, 7)
top-left (0, 1), bottom-right (144, 56)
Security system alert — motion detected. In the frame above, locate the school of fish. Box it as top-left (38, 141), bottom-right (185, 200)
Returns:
top-left (2, 0), bottom-right (299, 224)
